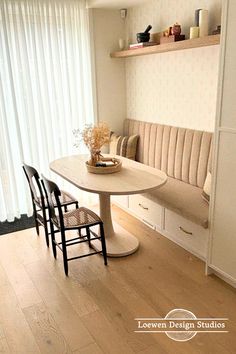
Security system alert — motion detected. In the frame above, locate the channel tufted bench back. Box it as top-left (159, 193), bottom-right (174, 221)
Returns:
top-left (124, 119), bottom-right (213, 189)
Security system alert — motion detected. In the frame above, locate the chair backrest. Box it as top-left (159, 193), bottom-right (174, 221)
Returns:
top-left (22, 163), bottom-right (44, 205)
top-left (41, 175), bottom-right (64, 228)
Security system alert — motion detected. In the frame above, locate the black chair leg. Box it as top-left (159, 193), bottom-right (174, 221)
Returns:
top-left (50, 222), bottom-right (57, 259)
top-left (35, 218), bottom-right (40, 236)
top-left (42, 207), bottom-right (49, 247)
top-left (75, 202), bottom-right (79, 237)
top-left (61, 230), bottom-right (69, 276)
top-left (100, 223), bottom-right (107, 266)
top-left (86, 227), bottom-right (91, 248)
top-left (63, 254), bottom-right (68, 276)
top-left (33, 204), bottom-right (40, 236)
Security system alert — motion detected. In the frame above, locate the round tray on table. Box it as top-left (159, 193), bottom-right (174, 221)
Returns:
top-left (86, 158), bottom-right (122, 174)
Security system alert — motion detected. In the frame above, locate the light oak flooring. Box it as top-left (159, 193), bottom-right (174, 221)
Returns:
top-left (0, 205), bottom-right (236, 354)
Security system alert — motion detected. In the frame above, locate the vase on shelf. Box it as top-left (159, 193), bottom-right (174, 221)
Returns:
top-left (171, 23), bottom-right (181, 36)
top-left (118, 38), bottom-right (126, 50)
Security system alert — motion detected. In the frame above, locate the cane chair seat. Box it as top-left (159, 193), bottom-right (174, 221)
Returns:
top-left (54, 207), bottom-right (101, 229)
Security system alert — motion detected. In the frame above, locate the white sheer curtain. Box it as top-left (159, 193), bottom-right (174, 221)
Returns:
top-left (0, 0), bottom-right (96, 222)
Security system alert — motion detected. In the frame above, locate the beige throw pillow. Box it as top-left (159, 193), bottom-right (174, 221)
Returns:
top-left (202, 172), bottom-right (211, 203)
top-left (109, 133), bottom-right (139, 160)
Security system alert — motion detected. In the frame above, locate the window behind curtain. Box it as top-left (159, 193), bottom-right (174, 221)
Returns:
top-left (0, 0), bottom-right (95, 221)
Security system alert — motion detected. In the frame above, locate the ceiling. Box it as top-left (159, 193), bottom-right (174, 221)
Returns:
top-left (86, 0), bottom-right (146, 9)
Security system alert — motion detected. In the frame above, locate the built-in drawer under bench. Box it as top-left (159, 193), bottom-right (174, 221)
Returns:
top-left (113, 194), bottom-right (208, 260)
top-left (163, 209), bottom-right (208, 259)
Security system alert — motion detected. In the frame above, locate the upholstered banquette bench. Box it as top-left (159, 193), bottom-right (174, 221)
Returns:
top-left (113, 119), bottom-right (213, 259)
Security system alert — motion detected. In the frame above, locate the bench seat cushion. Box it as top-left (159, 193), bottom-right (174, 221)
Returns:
top-left (145, 177), bottom-right (209, 228)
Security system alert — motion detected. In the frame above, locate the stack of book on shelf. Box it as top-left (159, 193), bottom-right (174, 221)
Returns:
top-left (129, 42), bottom-right (158, 49)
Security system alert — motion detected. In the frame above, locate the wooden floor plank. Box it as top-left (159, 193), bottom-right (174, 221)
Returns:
top-left (27, 228), bottom-right (104, 317)
top-left (81, 310), bottom-right (135, 354)
top-left (24, 260), bottom-right (94, 351)
top-left (110, 206), bottom-right (236, 353)
top-left (2, 264), bottom-right (42, 309)
top-left (81, 277), bottom-right (158, 353)
top-left (74, 342), bottom-right (104, 354)
top-left (23, 302), bottom-right (72, 354)
top-left (0, 338), bottom-right (11, 353)
top-left (0, 206), bottom-right (236, 353)
top-left (30, 238), bottom-right (100, 317)
top-left (0, 229), bottom-right (40, 266)
top-left (83, 260), bottom-right (208, 353)
top-left (0, 265), bottom-right (40, 353)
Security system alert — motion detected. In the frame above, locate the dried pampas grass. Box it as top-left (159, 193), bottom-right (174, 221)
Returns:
top-left (73, 121), bottom-right (110, 166)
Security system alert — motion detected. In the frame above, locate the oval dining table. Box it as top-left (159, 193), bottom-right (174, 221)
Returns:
top-left (50, 154), bottom-right (167, 257)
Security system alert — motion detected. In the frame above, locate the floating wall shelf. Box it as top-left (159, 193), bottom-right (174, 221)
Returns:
top-left (110, 34), bottom-right (220, 59)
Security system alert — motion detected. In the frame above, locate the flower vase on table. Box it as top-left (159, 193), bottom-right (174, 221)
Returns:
top-left (73, 122), bottom-right (122, 174)
top-left (88, 150), bottom-right (102, 167)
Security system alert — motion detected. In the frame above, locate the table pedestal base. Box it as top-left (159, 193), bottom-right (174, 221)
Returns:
top-left (91, 194), bottom-right (139, 257)
top-left (91, 222), bottom-right (139, 257)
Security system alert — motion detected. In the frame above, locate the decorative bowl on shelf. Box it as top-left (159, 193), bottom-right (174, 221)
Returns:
top-left (86, 157), bottom-right (122, 174)
top-left (136, 25), bottom-right (152, 43)
top-left (137, 32), bottom-right (150, 43)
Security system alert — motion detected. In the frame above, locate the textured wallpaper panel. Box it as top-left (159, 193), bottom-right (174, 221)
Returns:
top-left (125, 0), bottom-right (221, 131)
top-left (126, 45), bottom-right (219, 131)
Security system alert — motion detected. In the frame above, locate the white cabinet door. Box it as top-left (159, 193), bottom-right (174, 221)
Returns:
top-left (210, 132), bottom-right (236, 279)
top-left (208, 1), bottom-right (236, 285)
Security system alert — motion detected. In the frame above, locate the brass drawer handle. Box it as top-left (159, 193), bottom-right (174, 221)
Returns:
top-left (138, 203), bottom-right (149, 210)
top-left (179, 226), bottom-right (193, 236)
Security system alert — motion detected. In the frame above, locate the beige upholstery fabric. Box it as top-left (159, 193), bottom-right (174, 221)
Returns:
top-left (145, 177), bottom-right (209, 228)
top-left (109, 133), bottom-right (139, 160)
top-left (202, 172), bottom-right (211, 203)
top-left (124, 119), bottom-right (213, 188)
top-left (124, 119), bottom-right (213, 228)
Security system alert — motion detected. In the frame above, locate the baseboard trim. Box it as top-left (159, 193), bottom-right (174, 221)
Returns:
top-left (208, 265), bottom-right (236, 288)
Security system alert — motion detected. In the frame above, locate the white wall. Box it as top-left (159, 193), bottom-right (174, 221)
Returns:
top-left (92, 9), bottom-right (126, 134)
top-left (125, 0), bottom-right (222, 131)
top-left (87, 0), bottom-right (146, 9)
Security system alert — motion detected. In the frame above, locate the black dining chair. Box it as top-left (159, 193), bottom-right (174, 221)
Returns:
top-left (22, 163), bottom-right (78, 247)
top-left (42, 175), bottom-right (107, 276)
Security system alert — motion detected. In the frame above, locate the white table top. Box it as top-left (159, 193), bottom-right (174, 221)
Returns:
top-left (50, 154), bottom-right (167, 196)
